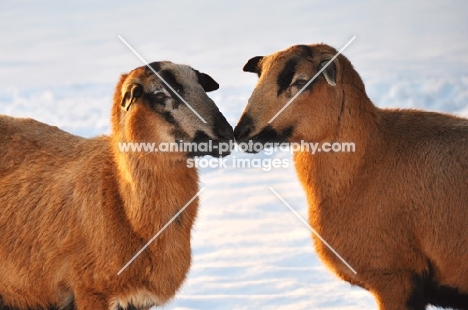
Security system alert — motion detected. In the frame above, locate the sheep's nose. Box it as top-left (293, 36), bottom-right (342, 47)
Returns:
top-left (214, 112), bottom-right (234, 141)
top-left (234, 114), bottom-right (254, 142)
top-left (216, 125), bottom-right (234, 141)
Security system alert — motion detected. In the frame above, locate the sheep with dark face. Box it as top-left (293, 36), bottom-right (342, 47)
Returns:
top-left (0, 61), bottom-right (233, 310)
top-left (235, 44), bottom-right (468, 310)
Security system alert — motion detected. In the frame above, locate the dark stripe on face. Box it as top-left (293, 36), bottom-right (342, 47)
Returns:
top-left (234, 114), bottom-right (254, 142)
top-left (163, 111), bottom-right (191, 142)
top-left (257, 125), bottom-right (294, 143)
top-left (295, 45), bottom-right (313, 59)
top-left (243, 124), bottom-right (294, 147)
top-left (159, 70), bottom-right (184, 108)
top-left (146, 61), bottom-right (162, 72)
top-left (276, 59), bottom-right (297, 96)
top-left (213, 111), bottom-right (234, 140)
top-left (161, 111), bottom-right (178, 126)
top-left (147, 98), bottom-right (183, 131)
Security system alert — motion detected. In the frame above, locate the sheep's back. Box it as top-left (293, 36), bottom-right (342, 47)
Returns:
top-left (0, 115), bottom-right (86, 172)
top-left (0, 115), bottom-right (117, 306)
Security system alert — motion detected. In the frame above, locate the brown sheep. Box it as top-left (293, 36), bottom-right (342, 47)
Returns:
top-left (234, 43), bottom-right (468, 309)
top-left (0, 61), bottom-right (233, 310)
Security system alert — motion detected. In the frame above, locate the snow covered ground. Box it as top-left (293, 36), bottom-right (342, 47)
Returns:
top-left (1, 0), bottom-right (468, 309)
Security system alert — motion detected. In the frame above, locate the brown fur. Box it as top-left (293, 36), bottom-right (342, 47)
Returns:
top-left (236, 44), bottom-right (468, 309)
top-left (0, 62), bottom-right (231, 310)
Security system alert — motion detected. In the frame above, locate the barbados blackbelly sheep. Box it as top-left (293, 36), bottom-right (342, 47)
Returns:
top-left (234, 43), bottom-right (468, 309)
top-left (0, 61), bottom-right (233, 310)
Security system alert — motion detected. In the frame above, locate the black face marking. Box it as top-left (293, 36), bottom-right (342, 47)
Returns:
top-left (187, 130), bottom-right (232, 158)
top-left (146, 61), bottom-right (162, 73)
top-left (295, 45), bottom-right (313, 59)
top-left (407, 261), bottom-right (468, 309)
top-left (234, 114), bottom-right (254, 142)
top-left (145, 95), bottom-right (184, 133)
top-left (160, 70), bottom-right (182, 92)
top-left (161, 111), bottom-right (178, 126)
top-left (172, 129), bottom-right (190, 143)
top-left (235, 124), bottom-right (294, 154)
top-left (213, 111), bottom-right (234, 141)
top-left (150, 105), bottom-right (189, 141)
top-left (187, 131), bottom-right (211, 158)
top-left (276, 59), bottom-right (297, 96)
top-left (254, 125), bottom-right (294, 144)
top-left (159, 70), bottom-right (184, 108)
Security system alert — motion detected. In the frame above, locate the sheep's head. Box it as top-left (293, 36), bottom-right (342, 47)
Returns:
top-left (234, 44), bottom-right (356, 152)
top-left (113, 61), bottom-right (233, 157)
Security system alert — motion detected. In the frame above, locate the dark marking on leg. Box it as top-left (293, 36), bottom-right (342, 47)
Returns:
top-left (427, 285), bottom-right (468, 309)
top-left (425, 263), bottom-right (468, 309)
top-left (407, 262), bottom-right (468, 310)
top-left (407, 273), bottom-right (426, 310)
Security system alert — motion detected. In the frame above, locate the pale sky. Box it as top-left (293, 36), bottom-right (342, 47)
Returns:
top-left (1, 0), bottom-right (467, 89)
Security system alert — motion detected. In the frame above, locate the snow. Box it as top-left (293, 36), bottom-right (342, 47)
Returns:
top-left (166, 153), bottom-right (376, 309)
top-left (1, 0), bottom-right (467, 309)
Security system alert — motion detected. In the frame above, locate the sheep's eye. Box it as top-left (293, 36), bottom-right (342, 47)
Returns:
top-left (154, 92), bottom-right (167, 100)
top-left (148, 91), bottom-right (168, 106)
top-left (292, 79), bottom-right (308, 87)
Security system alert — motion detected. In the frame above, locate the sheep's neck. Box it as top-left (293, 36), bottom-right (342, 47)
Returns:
top-left (114, 150), bottom-right (199, 240)
top-left (294, 97), bottom-right (379, 207)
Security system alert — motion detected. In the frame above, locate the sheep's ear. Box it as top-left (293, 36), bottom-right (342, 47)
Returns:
top-left (121, 83), bottom-right (144, 111)
top-left (196, 71), bottom-right (219, 92)
top-left (243, 56), bottom-right (264, 74)
top-left (318, 59), bottom-right (336, 86)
